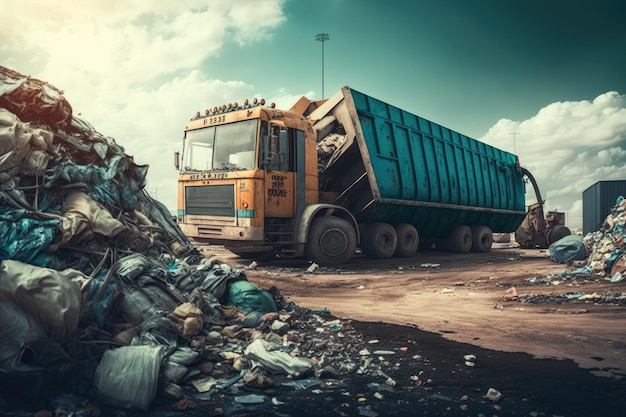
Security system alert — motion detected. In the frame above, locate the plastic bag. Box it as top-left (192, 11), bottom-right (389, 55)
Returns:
top-left (548, 234), bottom-right (587, 263)
top-left (244, 339), bottom-right (313, 378)
top-left (225, 280), bottom-right (277, 314)
top-left (94, 345), bottom-right (164, 411)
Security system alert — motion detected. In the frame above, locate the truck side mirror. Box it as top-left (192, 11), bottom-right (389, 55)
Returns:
top-left (174, 151), bottom-right (180, 170)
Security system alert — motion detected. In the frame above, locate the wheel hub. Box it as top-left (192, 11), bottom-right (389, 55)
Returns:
top-left (320, 229), bottom-right (348, 256)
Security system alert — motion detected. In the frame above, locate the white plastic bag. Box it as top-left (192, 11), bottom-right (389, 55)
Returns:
top-left (94, 345), bottom-right (164, 411)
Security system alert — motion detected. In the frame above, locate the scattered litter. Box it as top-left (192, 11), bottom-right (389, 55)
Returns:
top-left (421, 263), bottom-right (440, 268)
top-left (234, 394), bottom-right (266, 404)
top-left (502, 287), bottom-right (518, 300)
top-left (385, 377), bottom-right (397, 387)
top-left (484, 387), bottom-right (502, 403)
top-left (610, 272), bottom-right (624, 283)
top-left (191, 377), bottom-right (217, 393)
top-left (463, 354), bottom-right (476, 367)
top-left (271, 397), bottom-right (285, 405)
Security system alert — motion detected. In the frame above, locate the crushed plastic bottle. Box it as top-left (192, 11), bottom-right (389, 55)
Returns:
top-left (484, 387), bottom-right (502, 402)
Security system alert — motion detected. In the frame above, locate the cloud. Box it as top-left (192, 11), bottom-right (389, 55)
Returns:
top-left (481, 92), bottom-right (626, 230)
top-left (0, 0), bottom-right (287, 213)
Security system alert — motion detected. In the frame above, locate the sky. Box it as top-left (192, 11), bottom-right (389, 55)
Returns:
top-left (1, 0), bottom-right (625, 231)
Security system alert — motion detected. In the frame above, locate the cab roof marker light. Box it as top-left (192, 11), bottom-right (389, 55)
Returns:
top-left (199, 96), bottom-right (273, 118)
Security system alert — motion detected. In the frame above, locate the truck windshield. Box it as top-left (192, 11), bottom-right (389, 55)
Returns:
top-left (183, 119), bottom-right (258, 171)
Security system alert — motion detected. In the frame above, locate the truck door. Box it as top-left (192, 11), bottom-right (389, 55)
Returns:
top-left (263, 123), bottom-right (295, 217)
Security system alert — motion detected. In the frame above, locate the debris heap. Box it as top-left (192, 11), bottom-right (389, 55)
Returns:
top-left (0, 66), bottom-right (295, 411)
top-left (581, 196), bottom-right (626, 278)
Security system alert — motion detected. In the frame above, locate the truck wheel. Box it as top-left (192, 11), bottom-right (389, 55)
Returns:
top-left (547, 224), bottom-right (571, 245)
top-left (360, 222), bottom-right (397, 259)
top-left (305, 216), bottom-right (357, 266)
top-left (445, 225), bottom-right (472, 253)
top-left (394, 223), bottom-right (419, 258)
top-left (471, 226), bottom-right (493, 253)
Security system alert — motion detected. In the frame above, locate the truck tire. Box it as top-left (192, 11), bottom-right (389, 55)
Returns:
top-left (305, 216), bottom-right (357, 266)
top-left (394, 223), bottom-right (419, 258)
top-left (471, 226), bottom-right (493, 253)
top-left (360, 222), bottom-right (397, 259)
top-left (547, 224), bottom-right (571, 246)
top-left (445, 225), bottom-right (472, 253)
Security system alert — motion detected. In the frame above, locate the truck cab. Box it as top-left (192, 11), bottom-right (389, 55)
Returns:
top-left (175, 99), bottom-right (358, 264)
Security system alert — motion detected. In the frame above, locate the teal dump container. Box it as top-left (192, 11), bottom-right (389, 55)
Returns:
top-left (316, 87), bottom-right (527, 238)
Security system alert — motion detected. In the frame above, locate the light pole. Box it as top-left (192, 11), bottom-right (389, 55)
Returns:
top-left (315, 33), bottom-right (330, 98)
top-left (509, 131), bottom-right (519, 154)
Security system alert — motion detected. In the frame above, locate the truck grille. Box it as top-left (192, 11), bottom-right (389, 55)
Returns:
top-left (185, 185), bottom-right (235, 217)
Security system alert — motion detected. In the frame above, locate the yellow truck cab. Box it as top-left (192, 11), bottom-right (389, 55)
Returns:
top-left (176, 97), bottom-right (358, 264)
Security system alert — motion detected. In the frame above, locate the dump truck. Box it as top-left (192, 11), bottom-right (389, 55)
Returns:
top-left (175, 86), bottom-right (569, 265)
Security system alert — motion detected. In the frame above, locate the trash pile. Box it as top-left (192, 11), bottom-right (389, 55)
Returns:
top-left (580, 196), bottom-right (626, 280)
top-left (0, 66), bottom-right (325, 413)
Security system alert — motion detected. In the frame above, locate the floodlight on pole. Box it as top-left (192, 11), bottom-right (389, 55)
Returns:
top-left (315, 33), bottom-right (330, 98)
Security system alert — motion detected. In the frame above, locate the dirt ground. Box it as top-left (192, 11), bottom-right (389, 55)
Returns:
top-left (201, 241), bottom-right (626, 381)
top-left (4, 240), bottom-right (626, 417)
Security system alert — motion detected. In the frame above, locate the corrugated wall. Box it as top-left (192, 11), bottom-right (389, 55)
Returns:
top-left (583, 180), bottom-right (626, 235)
top-left (349, 88), bottom-right (527, 235)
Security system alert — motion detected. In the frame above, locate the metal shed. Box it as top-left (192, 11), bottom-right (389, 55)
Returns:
top-left (582, 180), bottom-right (626, 235)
